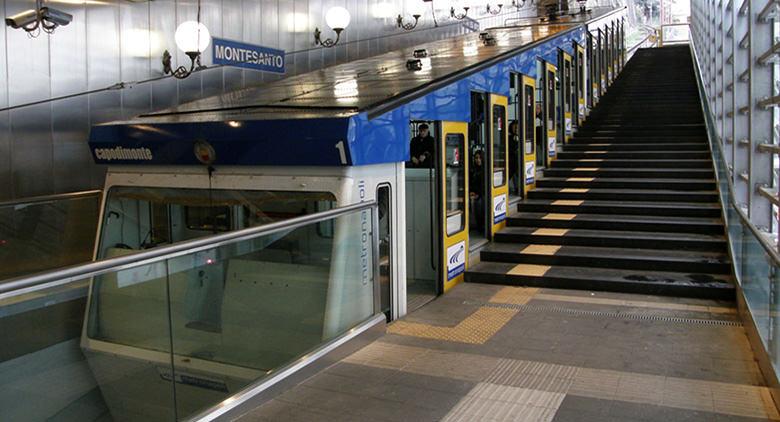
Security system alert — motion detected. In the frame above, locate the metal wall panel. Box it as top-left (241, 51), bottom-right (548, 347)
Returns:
top-left (0, 0), bottom-right (554, 200)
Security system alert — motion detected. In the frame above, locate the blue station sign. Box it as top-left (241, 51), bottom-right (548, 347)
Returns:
top-left (212, 38), bottom-right (285, 74)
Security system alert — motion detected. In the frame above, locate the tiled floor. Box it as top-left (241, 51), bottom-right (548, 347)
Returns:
top-left (239, 283), bottom-right (778, 422)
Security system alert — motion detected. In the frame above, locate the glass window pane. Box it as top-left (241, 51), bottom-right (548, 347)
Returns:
top-left (525, 84), bottom-right (535, 155)
top-left (493, 104), bottom-right (506, 187)
top-left (446, 134), bottom-right (465, 235)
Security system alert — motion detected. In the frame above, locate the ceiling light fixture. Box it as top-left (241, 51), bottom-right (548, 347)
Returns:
top-left (315, 6), bottom-right (351, 48)
top-left (162, 0), bottom-right (210, 79)
top-left (486, 3), bottom-right (503, 15)
top-left (450, 6), bottom-right (470, 20)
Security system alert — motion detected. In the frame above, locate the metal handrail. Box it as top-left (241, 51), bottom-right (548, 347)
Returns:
top-left (0, 189), bottom-right (101, 208)
top-left (627, 32), bottom-right (655, 56)
top-left (690, 39), bottom-right (780, 266)
top-left (0, 200), bottom-right (377, 301)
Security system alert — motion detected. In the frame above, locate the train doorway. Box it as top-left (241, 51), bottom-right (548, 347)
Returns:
top-left (405, 120), bottom-right (439, 312)
top-left (575, 42), bottom-right (586, 126)
top-left (560, 49), bottom-right (574, 143)
top-left (468, 92), bottom-right (490, 250)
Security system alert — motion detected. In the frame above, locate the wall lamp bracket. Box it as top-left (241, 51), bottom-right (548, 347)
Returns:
top-left (487, 4), bottom-right (503, 15)
top-left (450, 7), bottom-right (470, 20)
top-left (162, 50), bottom-right (202, 80)
top-left (314, 27), bottom-right (343, 48)
top-left (397, 14), bottom-right (421, 31)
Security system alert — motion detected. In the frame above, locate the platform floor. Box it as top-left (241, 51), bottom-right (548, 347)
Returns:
top-left (240, 283), bottom-right (778, 422)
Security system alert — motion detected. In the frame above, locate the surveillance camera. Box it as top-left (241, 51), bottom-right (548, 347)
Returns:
top-left (5, 9), bottom-right (38, 29)
top-left (41, 7), bottom-right (72, 27)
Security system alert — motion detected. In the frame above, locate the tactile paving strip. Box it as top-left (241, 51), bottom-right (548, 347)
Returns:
top-left (463, 301), bottom-right (743, 327)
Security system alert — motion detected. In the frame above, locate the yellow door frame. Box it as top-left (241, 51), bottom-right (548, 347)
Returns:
top-left (489, 94), bottom-right (509, 236)
top-left (521, 75), bottom-right (537, 196)
top-left (440, 121), bottom-right (469, 293)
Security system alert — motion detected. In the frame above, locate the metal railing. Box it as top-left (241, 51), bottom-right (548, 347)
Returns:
top-left (0, 200), bottom-right (376, 301)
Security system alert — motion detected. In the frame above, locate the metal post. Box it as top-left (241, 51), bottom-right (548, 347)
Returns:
top-left (724, 0), bottom-right (735, 170)
top-left (733, 0), bottom-right (750, 209)
top-left (749, 0), bottom-right (774, 230)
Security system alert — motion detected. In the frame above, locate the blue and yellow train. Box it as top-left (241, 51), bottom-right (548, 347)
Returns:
top-left (83, 6), bottom-right (627, 418)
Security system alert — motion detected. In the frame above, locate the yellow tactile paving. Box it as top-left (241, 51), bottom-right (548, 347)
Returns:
top-left (579, 159), bottom-right (604, 162)
top-left (533, 293), bottom-right (736, 315)
top-left (565, 177), bottom-right (595, 182)
top-left (542, 213), bottom-right (577, 220)
top-left (489, 286), bottom-right (540, 305)
top-left (388, 306), bottom-right (518, 344)
top-left (560, 188), bottom-right (589, 193)
top-left (533, 228), bottom-right (569, 236)
top-left (584, 151), bottom-right (608, 154)
top-left (573, 167), bottom-right (599, 171)
top-left (507, 264), bottom-right (551, 277)
top-left (552, 200), bottom-right (584, 206)
top-left (521, 244), bottom-right (561, 255)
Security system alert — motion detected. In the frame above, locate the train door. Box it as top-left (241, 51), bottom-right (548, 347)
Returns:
top-left (544, 62), bottom-right (559, 166)
top-left (575, 43), bottom-right (586, 127)
top-left (605, 24), bottom-right (612, 84)
top-left (468, 92), bottom-right (490, 249)
top-left (405, 121), bottom-right (439, 312)
top-left (520, 75), bottom-right (537, 196)
top-left (598, 28), bottom-right (606, 96)
top-left (587, 32), bottom-right (596, 107)
top-left (509, 74), bottom-right (522, 203)
top-left (560, 50), bottom-right (573, 143)
top-left (489, 94), bottom-right (509, 236)
top-left (440, 122), bottom-right (469, 292)
top-left (535, 60), bottom-right (547, 167)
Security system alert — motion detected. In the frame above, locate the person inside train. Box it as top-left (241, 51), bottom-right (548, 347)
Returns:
top-left (470, 150), bottom-right (485, 234)
top-left (508, 120), bottom-right (520, 193)
top-left (409, 124), bottom-right (435, 168)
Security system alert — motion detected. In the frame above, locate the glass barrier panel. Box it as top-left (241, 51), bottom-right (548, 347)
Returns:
top-left (164, 208), bottom-right (376, 419)
top-left (0, 194), bottom-right (99, 281)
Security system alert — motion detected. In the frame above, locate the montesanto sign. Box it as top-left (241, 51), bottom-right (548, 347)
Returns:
top-left (212, 38), bottom-right (285, 74)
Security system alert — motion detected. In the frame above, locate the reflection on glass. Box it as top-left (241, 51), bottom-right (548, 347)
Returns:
top-left (446, 134), bottom-right (466, 235)
top-left (524, 84), bottom-right (535, 155)
top-left (492, 104), bottom-right (507, 187)
top-left (83, 207), bottom-right (375, 420)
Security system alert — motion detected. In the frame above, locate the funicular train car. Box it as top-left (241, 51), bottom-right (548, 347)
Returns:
top-left (83, 6), bottom-right (625, 420)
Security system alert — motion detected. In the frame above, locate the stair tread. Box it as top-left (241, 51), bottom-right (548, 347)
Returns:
top-left (518, 198), bottom-right (721, 209)
top-left (483, 242), bottom-right (728, 262)
top-left (499, 226), bottom-right (725, 242)
top-left (538, 177), bottom-right (716, 183)
top-left (530, 187), bottom-right (718, 195)
top-left (511, 212), bottom-right (722, 225)
top-left (467, 261), bottom-right (734, 290)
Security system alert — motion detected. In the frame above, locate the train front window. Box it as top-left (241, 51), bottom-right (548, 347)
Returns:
top-left (445, 134), bottom-right (466, 235)
top-left (97, 187), bottom-right (336, 258)
top-left (492, 104), bottom-right (506, 187)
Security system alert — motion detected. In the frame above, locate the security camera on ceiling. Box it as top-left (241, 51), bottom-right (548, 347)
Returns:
top-left (4, 0), bottom-right (73, 34)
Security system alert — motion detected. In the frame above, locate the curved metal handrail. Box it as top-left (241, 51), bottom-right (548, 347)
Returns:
top-left (0, 189), bottom-right (101, 208)
top-left (0, 200), bottom-right (377, 300)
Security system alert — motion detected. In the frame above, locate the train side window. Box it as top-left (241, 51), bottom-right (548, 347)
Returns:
top-left (492, 104), bottom-right (507, 187)
top-left (185, 206), bottom-right (232, 232)
top-left (524, 84), bottom-right (535, 155)
top-left (547, 69), bottom-right (556, 129)
top-left (445, 134), bottom-right (466, 235)
top-left (564, 60), bottom-right (572, 113)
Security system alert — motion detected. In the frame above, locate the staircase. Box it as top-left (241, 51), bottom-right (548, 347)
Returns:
top-left (466, 46), bottom-right (734, 300)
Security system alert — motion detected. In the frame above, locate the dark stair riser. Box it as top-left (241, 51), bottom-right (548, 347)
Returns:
top-left (465, 271), bottom-right (735, 301)
top-left (535, 179), bottom-right (716, 191)
top-left (527, 190), bottom-right (718, 202)
top-left (507, 216), bottom-right (724, 235)
top-left (551, 160), bottom-right (713, 169)
top-left (494, 232), bottom-right (727, 252)
top-left (516, 203), bottom-right (722, 218)
top-left (542, 169), bottom-right (714, 179)
top-left (556, 152), bottom-right (711, 160)
top-left (479, 250), bottom-right (730, 274)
